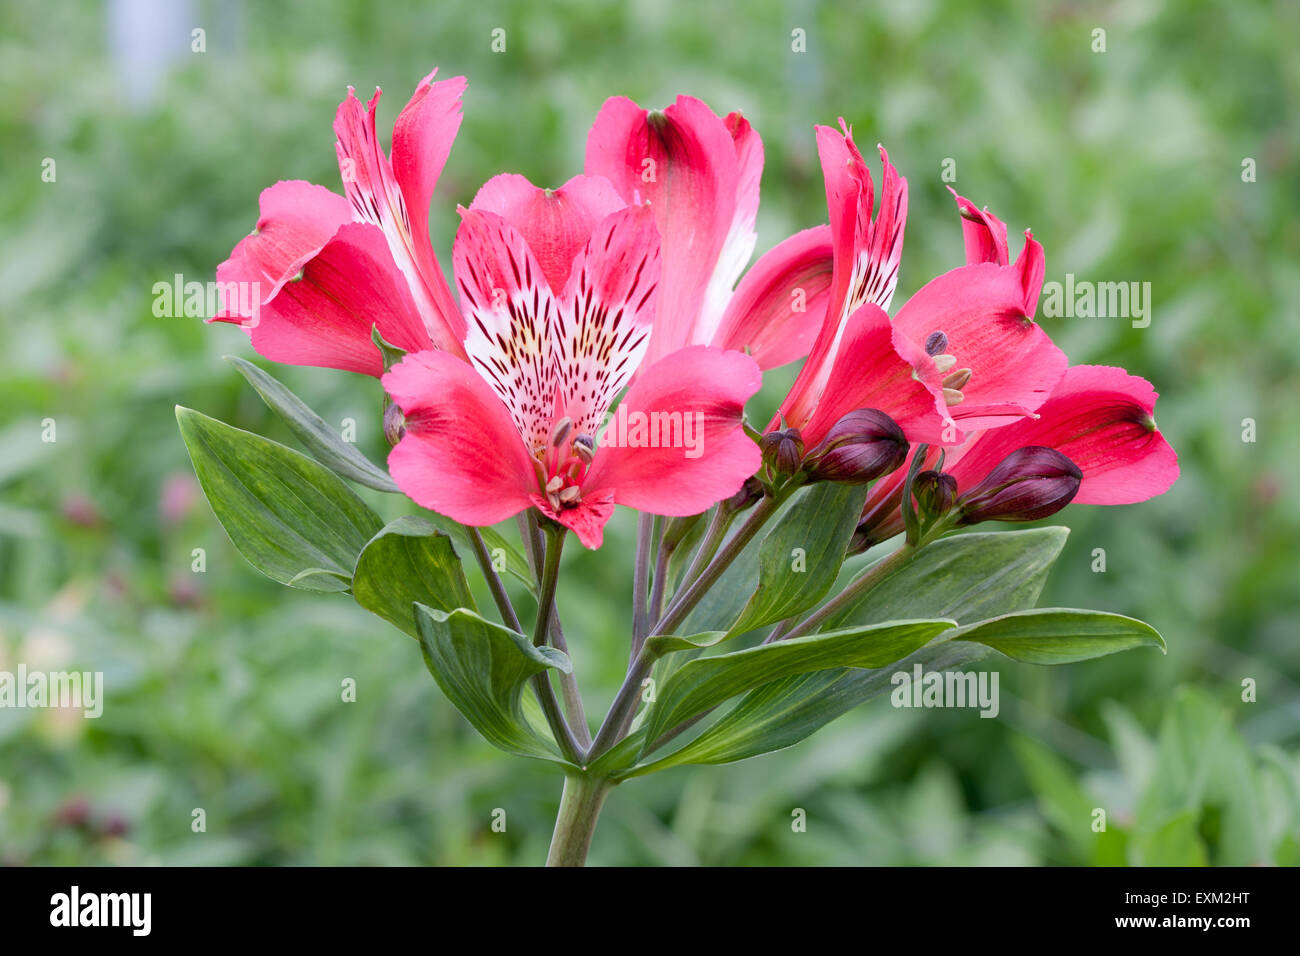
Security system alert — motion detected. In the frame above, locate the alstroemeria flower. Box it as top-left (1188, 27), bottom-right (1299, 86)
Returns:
top-left (383, 174), bottom-right (762, 549)
top-left (211, 69), bottom-right (467, 374)
top-left (779, 124), bottom-right (1070, 449)
top-left (585, 95), bottom-right (834, 370)
top-left (856, 365), bottom-right (1179, 545)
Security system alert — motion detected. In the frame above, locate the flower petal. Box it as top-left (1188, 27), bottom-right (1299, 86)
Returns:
top-left (946, 365), bottom-right (1178, 505)
top-left (453, 208), bottom-right (561, 453)
top-left (250, 223), bottom-right (431, 376)
top-left (468, 172), bottom-right (625, 295)
top-left (585, 95), bottom-right (741, 365)
top-left (384, 349), bottom-right (538, 525)
top-left (531, 491), bottom-right (616, 550)
top-left (555, 204), bottom-right (661, 438)
top-left (583, 346), bottom-right (762, 516)
top-left (796, 304), bottom-right (955, 447)
top-left (211, 180), bottom-right (351, 323)
top-left (712, 225), bottom-right (834, 369)
top-left (893, 261), bottom-right (1067, 429)
top-left (947, 186), bottom-right (1009, 266)
top-left (335, 80), bottom-right (466, 355)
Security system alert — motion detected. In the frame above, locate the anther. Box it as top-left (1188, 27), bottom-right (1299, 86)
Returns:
top-left (924, 331), bottom-right (949, 356)
top-left (550, 417), bottom-right (573, 448)
top-left (941, 368), bottom-right (972, 390)
top-left (545, 475), bottom-right (564, 493)
top-left (558, 486), bottom-right (581, 506)
top-left (572, 434), bottom-right (595, 464)
top-left (933, 354), bottom-right (957, 374)
top-left (943, 388), bottom-right (965, 406)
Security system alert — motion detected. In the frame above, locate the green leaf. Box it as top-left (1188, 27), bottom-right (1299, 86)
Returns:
top-left (643, 631), bottom-right (727, 657)
top-left (226, 355), bottom-right (399, 494)
top-left (371, 325), bottom-right (407, 371)
top-left (946, 608), bottom-right (1166, 664)
top-left (353, 516), bottom-right (476, 637)
top-left (621, 638), bottom-right (985, 776)
top-left (826, 526), bottom-right (1069, 628)
top-left (414, 604), bottom-right (573, 765)
top-left (176, 406), bottom-right (383, 588)
top-left (641, 618), bottom-right (954, 749)
top-left (727, 482), bottom-right (869, 636)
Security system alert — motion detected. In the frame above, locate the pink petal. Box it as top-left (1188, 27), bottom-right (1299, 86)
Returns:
top-left (892, 261), bottom-right (1067, 429)
top-left (794, 132), bottom-right (908, 426)
top-left (582, 346), bottom-right (762, 516)
top-left (467, 172), bottom-right (625, 295)
top-left (250, 223), bottom-right (432, 376)
top-left (947, 186), bottom-right (1009, 266)
top-left (334, 80), bottom-right (466, 355)
top-left (211, 180), bottom-right (350, 323)
top-left (694, 111), bottom-right (764, 344)
top-left (712, 225), bottom-right (834, 370)
top-left (946, 365), bottom-right (1178, 505)
top-left (532, 491), bottom-right (616, 550)
top-left (384, 350), bottom-right (538, 525)
top-left (453, 208), bottom-right (561, 452)
top-left (1017, 229), bottom-right (1046, 319)
top-left (585, 95), bottom-right (741, 365)
top-left (556, 204), bottom-right (661, 437)
top-left (795, 304), bottom-right (955, 448)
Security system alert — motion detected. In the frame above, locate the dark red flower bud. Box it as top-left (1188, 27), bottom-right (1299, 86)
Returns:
top-left (760, 428), bottom-right (805, 477)
top-left (913, 470), bottom-right (958, 517)
top-left (957, 446), bottom-right (1082, 524)
top-left (807, 409), bottom-right (908, 485)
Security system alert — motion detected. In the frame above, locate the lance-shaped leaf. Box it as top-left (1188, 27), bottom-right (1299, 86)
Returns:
top-left (226, 355), bottom-right (400, 493)
top-left (621, 527), bottom-right (1069, 775)
top-left (825, 526), bottom-right (1069, 628)
top-left (726, 482), bottom-right (870, 636)
top-left (353, 516), bottom-right (476, 637)
top-left (176, 406), bottom-right (382, 590)
top-left (640, 618), bottom-right (954, 758)
top-left (414, 604), bottom-right (574, 765)
top-left (622, 639), bottom-right (986, 776)
top-left (945, 607), bottom-right (1166, 663)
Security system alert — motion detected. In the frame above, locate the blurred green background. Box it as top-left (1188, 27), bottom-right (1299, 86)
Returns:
top-left (2, 0), bottom-right (1298, 865)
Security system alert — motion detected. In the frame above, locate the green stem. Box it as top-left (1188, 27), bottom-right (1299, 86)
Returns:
top-left (546, 774), bottom-right (614, 867)
top-left (530, 526), bottom-right (583, 763)
top-left (519, 514), bottom-right (590, 747)
top-left (631, 512), bottom-right (655, 648)
top-left (466, 526), bottom-right (521, 633)
top-left (781, 542), bottom-right (916, 641)
top-left (656, 492), bottom-right (784, 637)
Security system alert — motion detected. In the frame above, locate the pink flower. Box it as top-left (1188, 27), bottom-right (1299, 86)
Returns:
top-left (585, 95), bottom-right (834, 371)
top-left (778, 124), bottom-right (1071, 449)
top-left (382, 175), bottom-right (762, 549)
top-left (211, 69), bottom-right (468, 375)
top-left (857, 365), bottom-right (1179, 544)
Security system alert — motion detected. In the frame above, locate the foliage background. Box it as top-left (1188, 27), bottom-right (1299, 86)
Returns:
top-left (1, 0), bottom-right (1297, 865)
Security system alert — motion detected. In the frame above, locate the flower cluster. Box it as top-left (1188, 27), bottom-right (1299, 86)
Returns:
top-left (210, 68), bottom-right (1177, 548)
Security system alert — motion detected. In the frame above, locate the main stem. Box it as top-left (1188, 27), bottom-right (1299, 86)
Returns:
top-left (546, 774), bottom-right (613, 867)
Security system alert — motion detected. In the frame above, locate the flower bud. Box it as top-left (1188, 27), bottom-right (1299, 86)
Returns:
top-left (383, 403), bottom-right (406, 446)
top-left (913, 469), bottom-right (958, 517)
top-left (957, 446), bottom-right (1082, 524)
top-left (760, 428), bottom-right (805, 477)
top-left (806, 409), bottom-right (908, 485)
